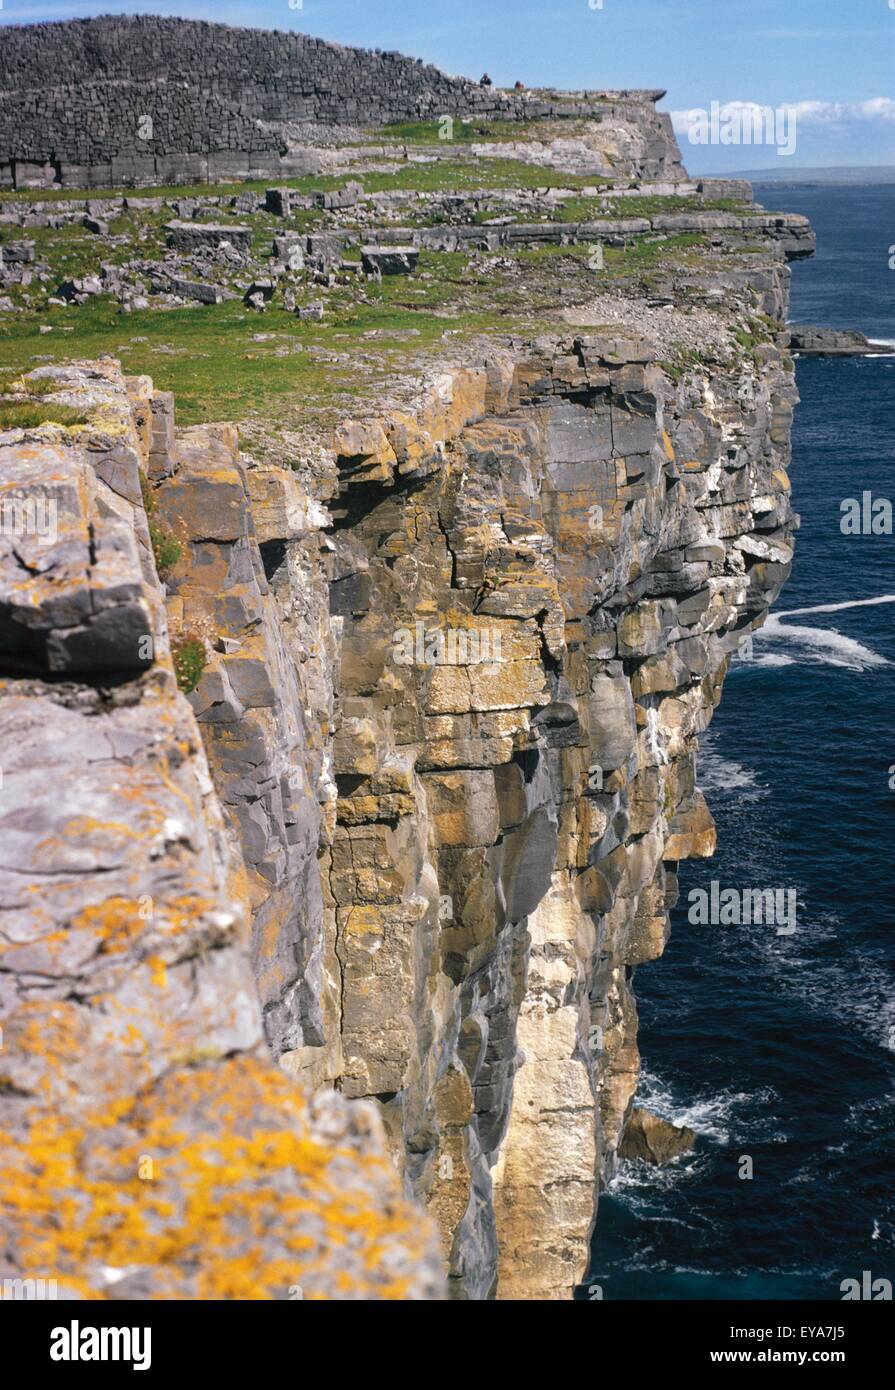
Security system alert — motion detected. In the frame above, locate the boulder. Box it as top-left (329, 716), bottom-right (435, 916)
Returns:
top-left (619, 1107), bottom-right (696, 1163)
top-left (361, 245), bottom-right (419, 276)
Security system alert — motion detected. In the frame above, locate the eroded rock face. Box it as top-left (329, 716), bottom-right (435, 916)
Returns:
top-left (298, 326), bottom-right (797, 1300)
top-left (0, 301), bottom-right (797, 1297)
top-left (0, 182), bottom-right (800, 1299)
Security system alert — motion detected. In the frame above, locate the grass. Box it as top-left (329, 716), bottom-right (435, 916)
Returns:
top-left (0, 399), bottom-right (91, 430)
top-left (553, 194), bottom-right (752, 222)
top-left (170, 634), bottom-right (207, 693)
top-left (140, 470), bottom-right (183, 576)
top-left (0, 158), bottom-right (615, 208)
top-left (0, 155), bottom-right (771, 444)
top-left (376, 117), bottom-right (556, 145)
top-left (0, 225), bottom-right (732, 433)
top-left (658, 348), bottom-right (715, 382)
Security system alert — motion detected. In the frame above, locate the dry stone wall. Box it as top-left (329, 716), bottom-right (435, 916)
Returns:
top-left (0, 16), bottom-right (683, 188)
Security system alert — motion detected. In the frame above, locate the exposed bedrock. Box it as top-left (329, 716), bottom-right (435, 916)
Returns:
top-left (302, 335), bottom-right (797, 1299)
top-left (0, 288), bottom-right (797, 1296)
top-left (0, 193), bottom-right (802, 1303)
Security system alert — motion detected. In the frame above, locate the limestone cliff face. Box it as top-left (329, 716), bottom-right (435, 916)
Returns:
top-left (0, 127), bottom-right (804, 1298)
top-left (143, 261), bottom-right (795, 1296)
top-left (0, 252), bottom-right (798, 1299)
top-left (0, 287), bottom-right (797, 1300)
top-left (301, 334), bottom-right (796, 1299)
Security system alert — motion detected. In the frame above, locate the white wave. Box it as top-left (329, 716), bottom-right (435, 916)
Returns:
top-left (635, 1070), bottom-right (783, 1145)
top-left (757, 914), bottom-right (895, 1055)
top-left (759, 615), bottom-right (888, 670)
top-left (607, 1151), bottom-right (711, 1213)
top-left (697, 739), bottom-right (768, 801)
top-left (775, 594), bottom-right (895, 618)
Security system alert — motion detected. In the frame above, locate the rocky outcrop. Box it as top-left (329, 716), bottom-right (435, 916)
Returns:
top-left (787, 324), bottom-right (877, 356)
top-left (310, 328), bottom-right (796, 1300)
top-left (0, 17), bottom-right (683, 188)
top-left (619, 1108), bottom-right (696, 1164)
top-left (0, 50), bottom-right (806, 1301)
top-left (0, 239), bottom-right (799, 1296)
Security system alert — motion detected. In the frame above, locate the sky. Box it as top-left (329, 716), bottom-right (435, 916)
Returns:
top-left (1, 0), bottom-right (893, 171)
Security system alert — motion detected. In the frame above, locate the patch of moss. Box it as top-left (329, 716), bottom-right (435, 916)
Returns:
top-left (377, 116), bottom-right (541, 145)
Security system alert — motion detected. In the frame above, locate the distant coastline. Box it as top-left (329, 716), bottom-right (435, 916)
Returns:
top-left (723, 164), bottom-right (895, 186)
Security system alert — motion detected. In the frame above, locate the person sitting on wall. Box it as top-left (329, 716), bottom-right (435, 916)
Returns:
top-left (480, 73), bottom-right (492, 86)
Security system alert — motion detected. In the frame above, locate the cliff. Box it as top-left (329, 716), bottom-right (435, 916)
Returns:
top-left (0, 37), bottom-right (809, 1300)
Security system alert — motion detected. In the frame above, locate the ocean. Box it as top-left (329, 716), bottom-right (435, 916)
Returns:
top-left (584, 184), bottom-right (895, 1300)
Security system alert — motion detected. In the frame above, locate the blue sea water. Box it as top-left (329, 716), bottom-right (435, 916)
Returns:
top-left (585, 184), bottom-right (895, 1300)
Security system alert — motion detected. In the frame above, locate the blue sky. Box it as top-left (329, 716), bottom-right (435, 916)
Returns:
top-left (2, 0), bottom-right (894, 170)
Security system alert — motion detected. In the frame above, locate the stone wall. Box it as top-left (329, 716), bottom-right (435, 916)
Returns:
top-left (0, 16), bottom-right (683, 188)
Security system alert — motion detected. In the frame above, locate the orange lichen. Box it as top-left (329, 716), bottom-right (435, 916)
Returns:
top-left (0, 1056), bottom-right (437, 1300)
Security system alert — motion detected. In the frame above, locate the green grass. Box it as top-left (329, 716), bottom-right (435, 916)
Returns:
top-left (0, 154), bottom-right (766, 447)
top-left (171, 634), bottom-right (207, 693)
top-left (0, 399), bottom-right (91, 430)
top-left (553, 194), bottom-right (751, 222)
top-left (0, 226), bottom-right (732, 432)
top-left (140, 470), bottom-right (183, 576)
top-left (0, 157), bottom-right (612, 208)
top-left (658, 348), bottom-right (715, 382)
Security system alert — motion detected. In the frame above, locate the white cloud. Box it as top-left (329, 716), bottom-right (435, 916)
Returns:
top-left (671, 98), bottom-right (895, 134)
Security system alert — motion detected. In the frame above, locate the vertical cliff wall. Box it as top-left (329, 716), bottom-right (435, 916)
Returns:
top-left (0, 363), bottom-right (444, 1300)
top-left (144, 272), bottom-right (796, 1296)
top-left (0, 293), bottom-right (796, 1298)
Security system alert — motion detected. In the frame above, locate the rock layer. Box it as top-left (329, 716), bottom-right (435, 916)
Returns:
top-left (0, 250), bottom-right (799, 1296)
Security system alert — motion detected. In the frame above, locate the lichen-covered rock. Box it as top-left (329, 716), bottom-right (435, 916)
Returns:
top-left (0, 361), bottom-right (444, 1301)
